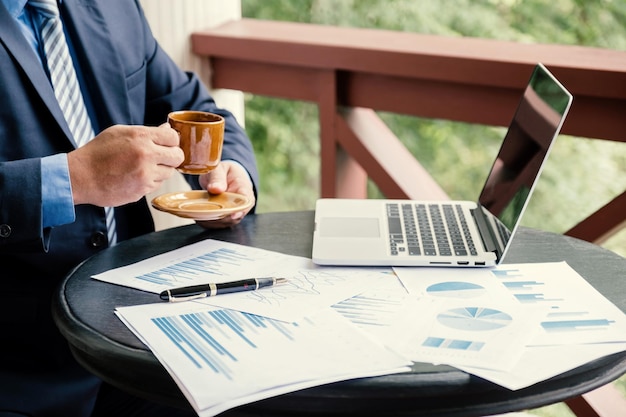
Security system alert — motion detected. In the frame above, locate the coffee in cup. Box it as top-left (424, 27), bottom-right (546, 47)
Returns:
top-left (168, 110), bottom-right (225, 174)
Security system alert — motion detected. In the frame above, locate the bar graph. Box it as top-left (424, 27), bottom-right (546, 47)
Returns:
top-left (490, 269), bottom-right (523, 278)
top-left (541, 319), bottom-right (616, 332)
top-left (493, 269), bottom-right (563, 305)
top-left (422, 336), bottom-right (485, 351)
top-left (137, 247), bottom-right (253, 286)
top-left (486, 262), bottom-right (626, 345)
top-left (92, 239), bottom-right (293, 294)
top-left (502, 281), bottom-right (545, 290)
top-left (513, 293), bottom-right (564, 303)
top-left (152, 308), bottom-right (298, 379)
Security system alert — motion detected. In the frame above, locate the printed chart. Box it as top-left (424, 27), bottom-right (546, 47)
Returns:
top-left (393, 262), bottom-right (626, 390)
top-left (152, 309), bottom-right (297, 378)
top-left (92, 240), bottom-right (280, 293)
top-left (94, 239), bottom-right (394, 322)
top-left (137, 247), bottom-right (253, 286)
top-left (391, 267), bottom-right (541, 371)
top-left (330, 278), bottom-right (430, 355)
top-left (116, 302), bottom-right (410, 417)
top-left (426, 282), bottom-right (486, 298)
top-left (422, 337), bottom-right (484, 352)
top-left (490, 262), bottom-right (626, 345)
top-left (437, 307), bottom-right (512, 331)
top-left (408, 301), bottom-right (529, 371)
top-left (333, 293), bottom-right (406, 327)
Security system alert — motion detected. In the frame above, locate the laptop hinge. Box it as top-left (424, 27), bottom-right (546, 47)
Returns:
top-left (471, 206), bottom-right (503, 262)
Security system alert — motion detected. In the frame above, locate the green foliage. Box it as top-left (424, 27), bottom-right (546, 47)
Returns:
top-left (243, 0), bottom-right (626, 49)
top-left (245, 96), bottom-right (320, 210)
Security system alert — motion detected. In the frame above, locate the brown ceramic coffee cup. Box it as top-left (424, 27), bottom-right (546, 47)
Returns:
top-left (168, 110), bottom-right (225, 174)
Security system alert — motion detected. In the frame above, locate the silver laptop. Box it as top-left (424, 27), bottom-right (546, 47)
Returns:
top-left (312, 63), bottom-right (572, 267)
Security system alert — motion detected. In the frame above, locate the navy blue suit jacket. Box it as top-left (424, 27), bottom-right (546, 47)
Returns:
top-left (0, 0), bottom-right (258, 415)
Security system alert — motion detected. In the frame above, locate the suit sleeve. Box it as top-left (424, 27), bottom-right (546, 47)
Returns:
top-left (0, 158), bottom-right (50, 251)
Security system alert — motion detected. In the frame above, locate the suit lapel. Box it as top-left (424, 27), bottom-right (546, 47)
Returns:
top-left (0, 2), bottom-right (75, 143)
top-left (60, 0), bottom-right (131, 129)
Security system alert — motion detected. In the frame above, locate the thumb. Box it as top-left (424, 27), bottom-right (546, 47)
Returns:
top-left (202, 163), bottom-right (228, 194)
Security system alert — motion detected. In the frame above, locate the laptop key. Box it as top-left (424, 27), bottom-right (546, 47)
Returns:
top-left (408, 246), bottom-right (421, 255)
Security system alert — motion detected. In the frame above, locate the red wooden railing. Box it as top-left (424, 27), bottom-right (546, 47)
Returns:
top-left (191, 20), bottom-right (626, 415)
top-left (192, 19), bottom-right (625, 245)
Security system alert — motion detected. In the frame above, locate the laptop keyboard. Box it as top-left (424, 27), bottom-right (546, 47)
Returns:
top-left (387, 203), bottom-right (477, 257)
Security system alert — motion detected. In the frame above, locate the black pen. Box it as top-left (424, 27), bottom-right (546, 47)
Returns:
top-left (160, 277), bottom-right (288, 302)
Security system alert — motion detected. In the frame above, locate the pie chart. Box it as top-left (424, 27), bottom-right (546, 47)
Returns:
top-left (437, 307), bottom-right (512, 331)
top-left (426, 281), bottom-right (485, 298)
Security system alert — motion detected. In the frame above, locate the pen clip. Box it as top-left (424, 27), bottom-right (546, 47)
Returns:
top-left (167, 292), bottom-right (208, 303)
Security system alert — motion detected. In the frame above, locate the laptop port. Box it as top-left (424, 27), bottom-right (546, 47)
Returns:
top-left (457, 261), bottom-right (470, 265)
top-left (475, 261), bottom-right (486, 266)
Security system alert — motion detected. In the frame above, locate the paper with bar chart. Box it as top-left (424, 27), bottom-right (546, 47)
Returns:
top-left (403, 299), bottom-right (537, 371)
top-left (116, 301), bottom-right (411, 417)
top-left (92, 239), bottom-right (285, 293)
top-left (390, 266), bottom-right (536, 370)
top-left (93, 239), bottom-right (394, 321)
top-left (393, 262), bottom-right (626, 389)
top-left (491, 262), bottom-right (626, 346)
top-left (396, 262), bottom-right (626, 346)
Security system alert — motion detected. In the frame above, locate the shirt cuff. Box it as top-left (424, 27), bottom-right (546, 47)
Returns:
top-left (41, 154), bottom-right (76, 228)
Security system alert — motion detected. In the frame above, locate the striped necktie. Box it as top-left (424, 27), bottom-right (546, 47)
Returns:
top-left (29, 0), bottom-right (117, 246)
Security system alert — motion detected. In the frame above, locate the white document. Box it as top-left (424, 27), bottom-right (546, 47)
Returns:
top-left (93, 239), bottom-right (394, 321)
top-left (459, 342), bottom-right (626, 390)
top-left (493, 262), bottom-right (626, 346)
top-left (116, 302), bottom-right (411, 417)
top-left (331, 274), bottom-right (427, 351)
top-left (391, 265), bottom-right (539, 370)
top-left (201, 257), bottom-right (395, 322)
top-left (393, 261), bottom-right (626, 389)
top-left (395, 262), bottom-right (626, 346)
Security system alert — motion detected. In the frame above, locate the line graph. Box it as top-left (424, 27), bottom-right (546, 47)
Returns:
top-left (95, 239), bottom-right (400, 322)
top-left (333, 293), bottom-right (405, 327)
top-left (207, 266), bottom-right (394, 321)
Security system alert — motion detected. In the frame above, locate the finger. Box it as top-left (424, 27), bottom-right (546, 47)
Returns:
top-left (203, 164), bottom-right (228, 194)
top-left (152, 124), bottom-right (180, 147)
top-left (148, 140), bottom-right (184, 168)
top-left (196, 212), bottom-right (245, 229)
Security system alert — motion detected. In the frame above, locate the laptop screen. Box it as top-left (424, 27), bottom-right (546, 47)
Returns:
top-left (477, 64), bottom-right (572, 251)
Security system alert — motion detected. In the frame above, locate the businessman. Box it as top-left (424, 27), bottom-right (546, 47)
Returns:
top-left (0, 0), bottom-right (258, 415)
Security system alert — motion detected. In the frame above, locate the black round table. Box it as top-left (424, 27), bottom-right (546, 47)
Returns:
top-left (52, 211), bottom-right (626, 417)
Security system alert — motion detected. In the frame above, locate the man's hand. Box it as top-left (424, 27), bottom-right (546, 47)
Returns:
top-left (67, 124), bottom-right (184, 207)
top-left (196, 161), bottom-right (256, 229)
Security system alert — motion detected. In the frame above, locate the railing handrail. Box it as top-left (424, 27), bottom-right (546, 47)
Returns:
top-left (193, 18), bottom-right (626, 142)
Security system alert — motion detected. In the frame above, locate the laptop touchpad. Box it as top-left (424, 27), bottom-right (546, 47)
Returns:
top-left (319, 217), bottom-right (380, 238)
